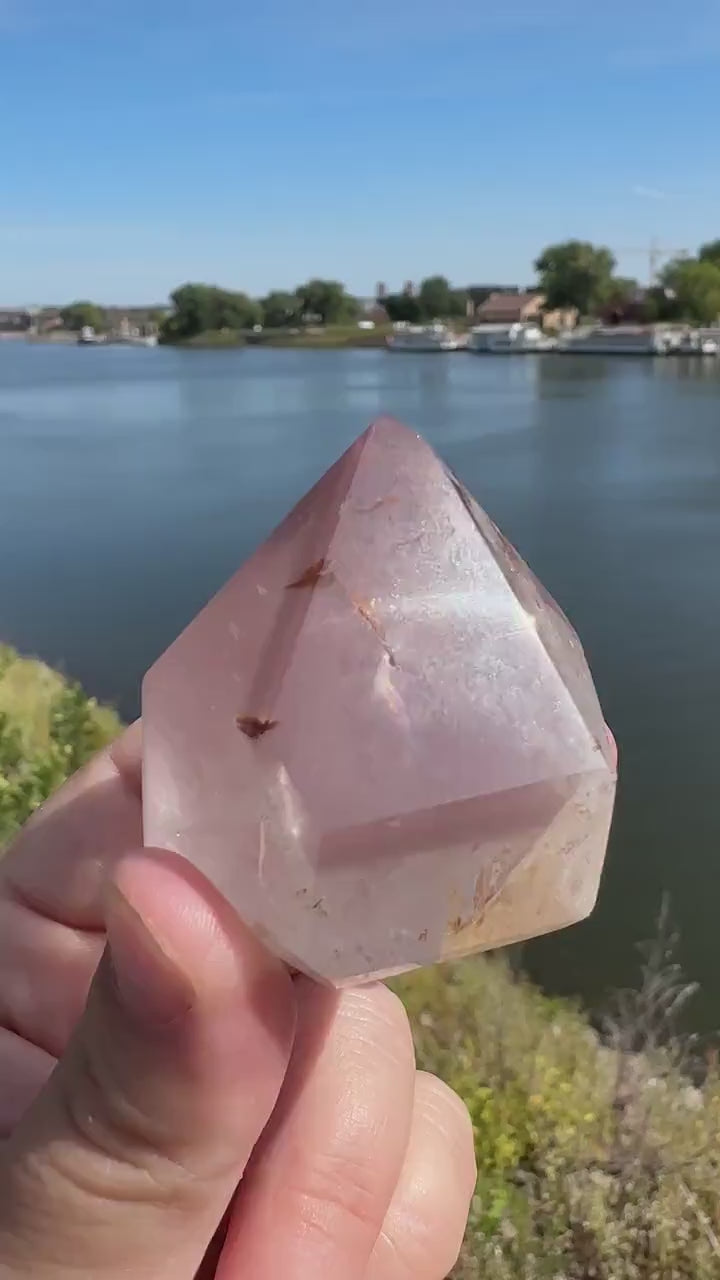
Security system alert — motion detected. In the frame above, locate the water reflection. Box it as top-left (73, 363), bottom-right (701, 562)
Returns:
top-left (536, 353), bottom-right (614, 394)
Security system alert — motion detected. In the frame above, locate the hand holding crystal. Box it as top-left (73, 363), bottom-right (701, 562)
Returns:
top-left (0, 420), bottom-right (616, 1279)
top-left (0, 722), bottom-right (476, 1279)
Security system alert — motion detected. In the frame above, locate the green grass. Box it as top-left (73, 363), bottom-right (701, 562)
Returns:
top-left (169, 324), bottom-right (392, 350)
top-left (3, 651), bottom-right (719, 1276)
top-left (251, 323), bottom-right (390, 348)
top-left (172, 329), bottom-right (247, 348)
top-left (0, 645), bottom-right (122, 845)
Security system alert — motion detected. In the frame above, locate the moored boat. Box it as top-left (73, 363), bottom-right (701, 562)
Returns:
top-left (114, 317), bottom-right (159, 347)
top-left (557, 325), bottom-right (671, 356)
top-left (77, 325), bottom-right (105, 345)
top-left (387, 323), bottom-right (461, 352)
top-left (668, 329), bottom-right (720, 356)
top-left (115, 333), bottom-right (159, 348)
top-left (468, 322), bottom-right (555, 353)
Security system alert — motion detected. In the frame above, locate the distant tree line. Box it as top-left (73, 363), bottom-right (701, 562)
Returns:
top-left (157, 275), bottom-right (482, 341)
top-left (534, 239), bottom-right (720, 326)
top-left (56, 240), bottom-right (720, 344)
top-left (60, 302), bottom-right (108, 332)
top-left (58, 302), bottom-right (166, 334)
top-left (160, 279), bottom-right (361, 342)
top-left (381, 276), bottom-right (471, 324)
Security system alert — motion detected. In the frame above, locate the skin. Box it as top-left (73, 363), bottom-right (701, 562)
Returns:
top-left (0, 721), bottom-right (477, 1280)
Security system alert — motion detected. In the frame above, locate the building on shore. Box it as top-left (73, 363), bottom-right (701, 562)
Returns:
top-left (36, 309), bottom-right (64, 333)
top-left (357, 296), bottom-right (390, 324)
top-left (0, 308), bottom-right (33, 334)
top-left (102, 306), bottom-right (169, 339)
top-left (473, 291), bottom-right (577, 332)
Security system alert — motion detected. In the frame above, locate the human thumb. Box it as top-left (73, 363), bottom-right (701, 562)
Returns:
top-left (0, 849), bottom-right (296, 1280)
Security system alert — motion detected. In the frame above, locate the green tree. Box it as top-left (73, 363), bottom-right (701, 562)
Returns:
top-left (602, 276), bottom-right (640, 320)
top-left (162, 284), bottom-right (217, 339)
top-left (383, 293), bottom-right (422, 324)
top-left (534, 240), bottom-right (616, 316)
top-left (606, 276), bottom-right (638, 305)
top-left (214, 289), bottom-right (262, 330)
top-left (640, 285), bottom-right (682, 324)
top-left (660, 257), bottom-right (720, 324)
top-left (60, 301), bottom-right (106, 332)
top-left (162, 284), bottom-right (260, 340)
top-left (466, 286), bottom-right (493, 310)
top-left (450, 288), bottom-right (469, 317)
top-left (417, 275), bottom-right (466, 320)
top-left (260, 290), bottom-right (300, 328)
top-left (295, 280), bottom-right (358, 325)
top-left (699, 239), bottom-right (720, 269)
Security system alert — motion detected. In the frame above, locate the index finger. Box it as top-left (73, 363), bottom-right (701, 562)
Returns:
top-left (1, 720), bottom-right (143, 929)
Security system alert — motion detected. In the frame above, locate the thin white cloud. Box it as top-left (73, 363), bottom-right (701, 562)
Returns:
top-left (632, 184), bottom-right (671, 201)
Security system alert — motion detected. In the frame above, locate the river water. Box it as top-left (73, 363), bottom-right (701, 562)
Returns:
top-left (1, 342), bottom-right (719, 1025)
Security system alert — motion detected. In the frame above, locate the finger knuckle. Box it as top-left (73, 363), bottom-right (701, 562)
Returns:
top-left (377, 1214), bottom-right (467, 1280)
top-left (47, 1032), bottom-right (202, 1210)
top-left (289, 1145), bottom-right (384, 1248)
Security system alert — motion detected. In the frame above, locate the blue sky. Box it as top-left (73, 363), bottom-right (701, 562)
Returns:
top-left (2, 0), bottom-right (720, 304)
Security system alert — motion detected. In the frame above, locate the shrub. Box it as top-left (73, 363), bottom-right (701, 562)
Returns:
top-left (0, 647), bottom-right (121, 845)
top-left (394, 943), bottom-right (720, 1279)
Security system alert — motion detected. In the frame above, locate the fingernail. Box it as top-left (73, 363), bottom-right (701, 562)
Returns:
top-left (105, 883), bottom-right (196, 1025)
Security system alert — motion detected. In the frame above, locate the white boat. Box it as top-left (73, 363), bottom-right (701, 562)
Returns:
top-left (670, 329), bottom-right (720, 356)
top-left (118, 333), bottom-right (158, 348)
top-left (114, 318), bottom-right (159, 347)
top-left (557, 325), bottom-right (670, 356)
top-left (387, 323), bottom-right (461, 352)
top-left (77, 325), bottom-right (105, 345)
top-left (468, 322), bottom-right (555, 354)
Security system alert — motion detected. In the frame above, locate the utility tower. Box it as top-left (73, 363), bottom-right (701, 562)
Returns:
top-left (615, 238), bottom-right (690, 283)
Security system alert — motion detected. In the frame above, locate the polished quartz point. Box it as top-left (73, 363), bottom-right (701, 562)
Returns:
top-left (142, 418), bottom-right (616, 985)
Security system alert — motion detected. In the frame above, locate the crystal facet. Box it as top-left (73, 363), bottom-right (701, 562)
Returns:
top-left (142, 419), bottom-right (616, 985)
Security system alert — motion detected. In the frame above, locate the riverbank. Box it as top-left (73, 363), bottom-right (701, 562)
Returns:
top-left (14, 325), bottom-right (392, 351)
top-left (168, 323), bottom-right (392, 349)
top-left (2, 652), bottom-right (719, 1276)
top-left (24, 330), bottom-right (77, 344)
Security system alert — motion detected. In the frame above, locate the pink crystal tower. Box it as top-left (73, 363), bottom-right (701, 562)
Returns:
top-left (142, 419), bottom-right (616, 985)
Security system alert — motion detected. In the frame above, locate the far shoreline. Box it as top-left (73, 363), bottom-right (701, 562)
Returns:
top-left (167, 324), bottom-right (393, 350)
top-left (16, 325), bottom-right (394, 351)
